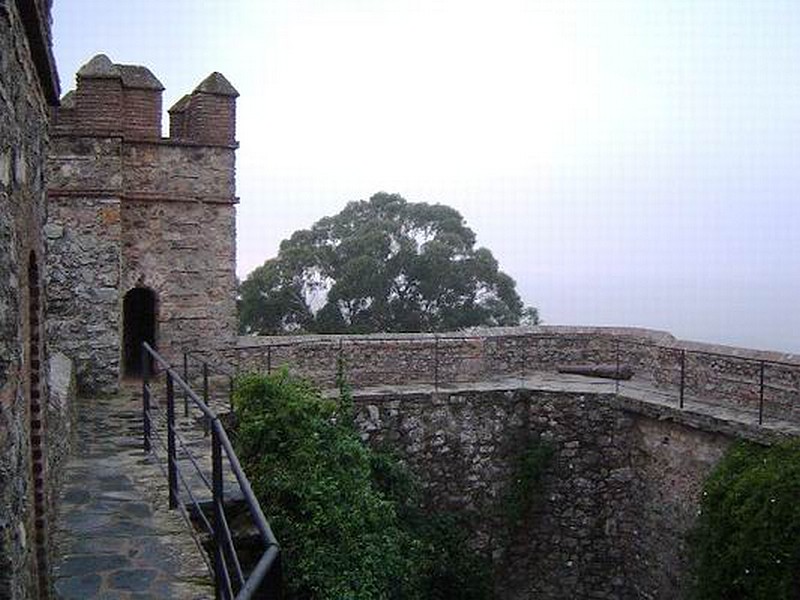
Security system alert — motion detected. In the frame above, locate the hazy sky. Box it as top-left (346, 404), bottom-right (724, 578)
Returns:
top-left (53, 0), bottom-right (799, 353)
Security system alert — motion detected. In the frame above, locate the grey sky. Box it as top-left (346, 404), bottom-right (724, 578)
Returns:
top-left (53, 0), bottom-right (800, 353)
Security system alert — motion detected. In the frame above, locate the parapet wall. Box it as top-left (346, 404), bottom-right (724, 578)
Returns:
top-left (228, 327), bottom-right (800, 422)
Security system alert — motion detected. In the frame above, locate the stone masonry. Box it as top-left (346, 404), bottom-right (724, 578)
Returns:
top-left (0, 0), bottom-right (65, 597)
top-left (210, 326), bottom-right (798, 598)
top-left (349, 381), bottom-right (758, 599)
top-left (228, 326), bottom-right (800, 423)
top-left (46, 55), bottom-right (239, 394)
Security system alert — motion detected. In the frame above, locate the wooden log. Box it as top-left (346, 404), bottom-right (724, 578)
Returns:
top-left (557, 364), bottom-right (634, 380)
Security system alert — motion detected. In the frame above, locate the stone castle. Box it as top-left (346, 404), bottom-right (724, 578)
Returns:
top-left (2, 1), bottom-right (799, 599)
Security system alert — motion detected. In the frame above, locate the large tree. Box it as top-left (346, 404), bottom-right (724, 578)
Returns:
top-left (239, 192), bottom-right (537, 334)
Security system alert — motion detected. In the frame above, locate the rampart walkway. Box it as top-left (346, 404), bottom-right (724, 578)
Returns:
top-left (52, 387), bottom-right (213, 600)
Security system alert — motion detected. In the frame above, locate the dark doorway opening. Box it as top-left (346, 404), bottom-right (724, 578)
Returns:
top-left (123, 287), bottom-right (156, 377)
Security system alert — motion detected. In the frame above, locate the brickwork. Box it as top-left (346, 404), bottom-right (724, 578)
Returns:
top-left (46, 55), bottom-right (239, 393)
top-left (0, 0), bottom-right (61, 596)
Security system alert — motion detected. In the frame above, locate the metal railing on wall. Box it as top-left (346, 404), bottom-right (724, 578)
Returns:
top-left (229, 332), bottom-right (799, 429)
top-left (141, 342), bottom-right (281, 600)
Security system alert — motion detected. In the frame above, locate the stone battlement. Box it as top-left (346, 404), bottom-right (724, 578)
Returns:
top-left (52, 54), bottom-right (238, 146)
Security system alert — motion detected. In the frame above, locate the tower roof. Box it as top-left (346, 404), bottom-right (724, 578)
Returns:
top-left (193, 72), bottom-right (239, 97)
top-left (168, 94), bottom-right (191, 113)
top-left (118, 65), bottom-right (164, 91)
top-left (77, 54), bottom-right (118, 78)
top-left (77, 54), bottom-right (164, 90)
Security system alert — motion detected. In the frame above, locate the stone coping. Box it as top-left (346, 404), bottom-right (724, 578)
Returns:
top-left (235, 326), bottom-right (799, 366)
top-left (339, 372), bottom-right (800, 446)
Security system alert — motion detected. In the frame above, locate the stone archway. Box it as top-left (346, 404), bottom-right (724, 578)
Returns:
top-left (122, 287), bottom-right (157, 377)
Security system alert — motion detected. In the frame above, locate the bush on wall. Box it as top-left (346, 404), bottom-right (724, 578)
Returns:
top-left (689, 439), bottom-right (800, 599)
top-left (232, 369), bottom-right (491, 599)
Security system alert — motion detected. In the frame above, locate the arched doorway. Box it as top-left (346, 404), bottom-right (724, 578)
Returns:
top-left (27, 252), bottom-right (47, 594)
top-left (122, 287), bottom-right (157, 377)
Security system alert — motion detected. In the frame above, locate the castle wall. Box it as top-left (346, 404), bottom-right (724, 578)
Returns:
top-left (230, 326), bottom-right (800, 422)
top-left (121, 195), bottom-right (236, 365)
top-left (45, 194), bottom-right (121, 393)
top-left (352, 387), bottom-right (733, 599)
top-left (0, 0), bottom-right (61, 596)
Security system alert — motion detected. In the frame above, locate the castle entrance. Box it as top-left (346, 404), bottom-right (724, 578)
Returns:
top-left (123, 287), bottom-right (156, 376)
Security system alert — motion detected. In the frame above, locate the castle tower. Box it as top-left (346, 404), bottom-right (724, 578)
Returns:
top-left (46, 55), bottom-right (239, 393)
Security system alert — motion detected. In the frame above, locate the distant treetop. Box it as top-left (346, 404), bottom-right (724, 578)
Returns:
top-left (239, 192), bottom-right (538, 335)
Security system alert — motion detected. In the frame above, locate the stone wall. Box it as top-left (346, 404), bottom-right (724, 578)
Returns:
top-left (46, 194), bottom-right (121, 392)
top-left (46, 58), bottom-right (239, 393)
top-left (121, 197), bottom-right (236, 365)
top-left (351, 386), bottom-right (739, 599)
top-left (230, 326), bottom-right (800, 422)
top-left (0, 0), bottom-right (60, 596)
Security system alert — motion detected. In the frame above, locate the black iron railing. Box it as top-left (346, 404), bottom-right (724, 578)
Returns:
top-left (141, 342), bottom-right (281, 600)
top-left (230, 332), bottom-right (799, 428)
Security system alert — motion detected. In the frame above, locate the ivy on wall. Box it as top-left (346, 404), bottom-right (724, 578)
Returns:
top-left (689, 440), bottom-right (800, 599)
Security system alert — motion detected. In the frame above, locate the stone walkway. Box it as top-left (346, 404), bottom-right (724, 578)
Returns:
top-left (52, 389), bottom-right (214, 600)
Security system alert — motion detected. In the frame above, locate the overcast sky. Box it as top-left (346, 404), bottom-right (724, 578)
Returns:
top-left (53, 0), bottom-right (799, 353)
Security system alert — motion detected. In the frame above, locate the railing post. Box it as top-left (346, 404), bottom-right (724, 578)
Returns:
top-left (203, 362), bottom-right (210, 436)
top-left (264, 552), bottom-right (283, 599)
top-left (211, 422), bottom-right (225, 600)
top-left (183, 351), bottom-right (189, 417)
top-left (267, 345), bottom-right (272, 375)
top-left (166, 371), bottom-right (178, 510)
top-left (615, 339), bottom-right (620, 395)
top-left (759, 361), bottom-right (765, 425)
top-left (142, 344), bottom-right (151, 452)
top-left (228, 375), bottom-right (234, 412)
top-left (679, 349), bottom-right (686, 409)
top-left (337, 338), bottom-right (343, 384)
top-left (434, 335), bottom-right (439, 391)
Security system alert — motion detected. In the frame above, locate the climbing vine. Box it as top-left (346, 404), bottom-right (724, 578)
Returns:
top-left (688, 439), bottom-right (800, 599)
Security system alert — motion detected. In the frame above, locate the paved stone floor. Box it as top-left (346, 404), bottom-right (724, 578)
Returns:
top-left (52, 388), bottom-right (214, 600)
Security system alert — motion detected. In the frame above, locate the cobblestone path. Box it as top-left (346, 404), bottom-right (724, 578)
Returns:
top-left (52, 389), bottom-right (213, 599)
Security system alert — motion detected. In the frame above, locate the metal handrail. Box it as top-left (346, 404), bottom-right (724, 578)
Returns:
top-left (141, 342), bottom-right (281, 600)
top-left (227, 331), bottom-right (799, 428)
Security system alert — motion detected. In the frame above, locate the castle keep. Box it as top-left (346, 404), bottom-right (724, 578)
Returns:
top-left (46, 55), bottom-right (239, 393)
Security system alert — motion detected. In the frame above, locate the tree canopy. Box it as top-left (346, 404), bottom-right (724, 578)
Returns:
top-left (239, 192), bottom-right (537, 335)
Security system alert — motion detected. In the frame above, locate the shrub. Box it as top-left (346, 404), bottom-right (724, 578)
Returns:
top-left (233, 370), bottom-right (491, 599)
top-left (689, 440), bottom-right (800, 599)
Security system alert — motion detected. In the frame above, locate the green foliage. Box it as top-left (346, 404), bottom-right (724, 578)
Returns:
top-left (368, 447), bottom-right (493, 600)
top-left (239, 192), bottom-right (536, 335)
top-left (233, 371), bottom-right (491, 599)
top-left (502, 437), bottom-right (554, 526)
top-left (688, 440), bottom-right (800, 600)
